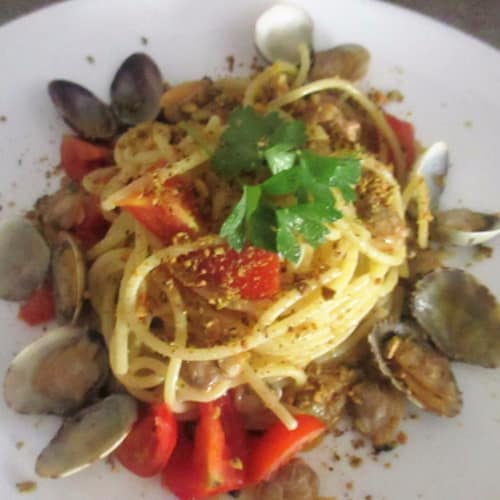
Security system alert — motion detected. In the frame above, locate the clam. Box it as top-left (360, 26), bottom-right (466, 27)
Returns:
top-left (414, 141), bottom-right (449, 211)
top-left (310, 44), bottom-right (371, 82)
top-left (110, 53), bottom-right (163, 125)
top-left (435, 208), bottom-right (500, 246)
top-left (368, 322), bottom-right (462, 417)
top-left (4, 326), bottom-right (108, 416)
top-left (51, 231), bottom-right (86, 324)
top-left (255, 4), bottom-right (313, 64)
top-left (0, 217), bottom-right (50, 301)
top-left (412, 268), bottom-right (500, 368)
top-left (36, 394), bottom-right (137, 478)
top-left (48, 80), bottom-right (118, 140)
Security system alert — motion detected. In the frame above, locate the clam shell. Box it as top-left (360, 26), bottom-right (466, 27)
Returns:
top-left (36, 394), bottom-right (137, 478)
top-left (435, 209), bottom-right (500, 246)
top-left (48, 80), bottom-right (118, 140)
top-left (0, 217), bottom-right (50, 301)
top-left (110, 53), bottom-right (163, 125)
top-left (51, 231), bottom-right (86, 324)
top-left (414, 141), bottom-right (449, 211)
top-left (310, 44), bottom-right (370, 82)
top-left (368, 321), bottom-right (462, 417)
top-left (4, 326), bottom-right (108, 415)
top-left (255, 4), bottom-right (313, 64)
top-left (412, 268), bottom-right (500, 368)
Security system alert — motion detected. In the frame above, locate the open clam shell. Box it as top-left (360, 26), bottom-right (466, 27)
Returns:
top-left (51, 231), bottom-right (86, 324)
top-left (435, 208), bottom-right (500, 246)
top-left (414, 141), bottom-right (449, 211)
top-left (4, 326), bottom-right (108, 416)
top-left (0, 217), bottom-right (50, 301)
top-left (412, 268), bottom-right (500, 368)
top-left (48, 80), bottom-right (118, 140)
top-left (368, 322), bottom-right (462, 417)
top-left (36, 394), bottom-right (138, 478)
top-left (255, 4), bottom-right (313, 64)
top-left (110, 53), bottom-right (163, 125)
top-left (310, 44), bottom-right (370, 82)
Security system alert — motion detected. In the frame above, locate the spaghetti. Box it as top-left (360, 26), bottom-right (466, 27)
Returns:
top-left (85, 50), bottom-right (431, 431)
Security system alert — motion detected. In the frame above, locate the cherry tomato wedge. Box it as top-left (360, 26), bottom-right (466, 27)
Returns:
top-left (162, 394), bottom-right (247, 500)
top-left (176, 245), bottom-right (281, 300)
top-left (384, 112), bottom-right (416, 169)
top-left (60, 135), bottom-right (113, 183)
top-left (117, 178), bottom-right (199, 244)
top-left (18, 282), bottom-right (55, 326)
top-left (115, 403), bottom-right (178, 478)
top-left (247, 414), bottom-right (326, 484)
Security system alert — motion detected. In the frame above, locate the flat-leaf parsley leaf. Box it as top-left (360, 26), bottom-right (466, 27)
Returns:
top-left (213, 107), bottom-right (361, 262)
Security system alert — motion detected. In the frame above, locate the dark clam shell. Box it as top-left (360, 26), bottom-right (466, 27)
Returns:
top-left (110, 53), bottom-right (163, 125)
top-left (48, 80), bottom-right (118, 140)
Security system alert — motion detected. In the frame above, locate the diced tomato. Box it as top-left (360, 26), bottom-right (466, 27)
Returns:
top-left (117, 178), bottom-right (199, 244)
top-left (162, 394), bottom-right (247, 500)
top-left (384, 112), bottom-right (416, 169)
top-left (246, 414), bottom-right (326, 484)
top-left (178, 246), bottom-right (281, 300)
top-left (71, 195), bottom-right (110, 249)
top-left (115, 403), bottom-right (178, 478)
top-left (60, 135), bottom-right (113, 183)
top-left (18, 282), bottom-right (55, 326)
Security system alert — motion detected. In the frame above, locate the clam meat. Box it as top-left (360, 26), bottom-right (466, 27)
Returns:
top-left (369, 322), bottom-right (462, 417)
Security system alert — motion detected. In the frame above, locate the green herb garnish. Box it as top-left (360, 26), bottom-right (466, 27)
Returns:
top-left (213, 107), bottom-right (361, 263)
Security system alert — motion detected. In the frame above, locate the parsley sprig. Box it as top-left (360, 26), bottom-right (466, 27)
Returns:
top-left (212, 107), bottom-right (361, 263)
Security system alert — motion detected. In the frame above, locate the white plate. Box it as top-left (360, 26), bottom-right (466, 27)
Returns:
top-left (1, 1), bottom-right (499, 499)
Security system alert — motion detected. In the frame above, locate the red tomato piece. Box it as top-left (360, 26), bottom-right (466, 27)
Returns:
top-left (115, 403), bottom-right (178, 478)
top-left (246, 414), bottom-right (326, 484)
top-left (60, 135), bottom-right (113, 183)
top-left (117, 178), bottom-right (199, 244)
top-left (18, 282), bottom-right (55, 326)
top-left (385, 112), bottom-right (416, 169)
top-left (162, 394), bottom-right (247, 500)
top-left (71, 195), bottom-right (110, 249)
top-left (179, 246), bottom-right (281, 300)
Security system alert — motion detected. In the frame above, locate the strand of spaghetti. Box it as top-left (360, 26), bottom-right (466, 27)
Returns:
top-left (263, 271), bottom-right (398, 364)
top-left (256, 273), bottom-right (372, 358)
top-left (241, 363), bottom-right (297, 430)
top-left (102, 149), bottom-right (209, 211)
top-left (266, 78), bottom-right (406, 181)
top-left (243, 61), bottom-right (297, 107)
top-left (163, 279), bottom-right (188, 412)
top-left (98, 276), bottom-right (121, 344)
top-left (110, 223), bottom-right (149, 375)
top-left (177, 380), bottom-right (236, 403)
top-left (87, 212), bottom-right (134, 260)
top-left (81, 166), bottom-right (119, 196)
top-left (361, 157), bottom-right (405, 217)
top-left (292, 43), bottom-right (311, 88)
top-left (254, 254), bottom-right (348, 330)
top-left (335, 218), bottom-right (406, 266)
top-left (292, 289), bottom-right (383, 364)
top-left (88, 247), bottom-right (130, 310)
top-left (251, 360), bottom-right (307, 386)
top-left (415, 175), bottom-right (432, 248)
top-left (123, 357), bottom-right (167, 389)
top-left (255, 245), bottom-right (359, 341)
